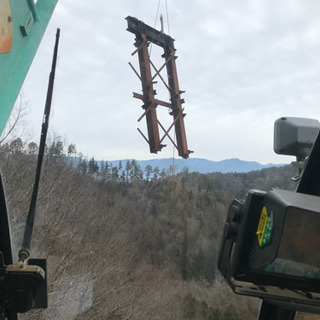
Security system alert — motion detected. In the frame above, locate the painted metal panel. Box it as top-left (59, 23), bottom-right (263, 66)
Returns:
top-left (0, 0), bottom-right (58, 134)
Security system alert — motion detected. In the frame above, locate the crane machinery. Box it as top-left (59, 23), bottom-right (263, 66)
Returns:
top-left (0, 1), bottom-right (58, 318)
top-left (218, 117), bottom-right (320, 319)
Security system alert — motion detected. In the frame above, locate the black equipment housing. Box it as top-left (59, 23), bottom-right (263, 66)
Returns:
top-left (218, 188), bottom-right (320, 314)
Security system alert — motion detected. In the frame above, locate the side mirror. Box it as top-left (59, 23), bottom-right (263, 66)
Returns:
top-left (274, 117), bottom-right (320, 161)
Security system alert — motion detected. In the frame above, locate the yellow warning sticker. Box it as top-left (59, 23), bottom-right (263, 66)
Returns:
top-left (256, 206), bottom-right (273, 247)
top-left (257, 206), bottom-right (268, 246)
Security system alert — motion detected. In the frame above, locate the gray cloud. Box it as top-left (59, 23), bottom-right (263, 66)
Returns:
top-left (22, 0), bottom-right (320, 164)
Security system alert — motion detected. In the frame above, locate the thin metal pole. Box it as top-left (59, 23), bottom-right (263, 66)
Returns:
top-left (19, 28), bottom-right (60, 262)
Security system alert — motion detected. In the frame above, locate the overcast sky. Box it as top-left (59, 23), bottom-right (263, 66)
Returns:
top-left (21, 0), bottom-right (320, 164)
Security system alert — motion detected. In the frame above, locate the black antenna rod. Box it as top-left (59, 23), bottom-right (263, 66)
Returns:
top-left (19, 28), bottom-right (60, 263)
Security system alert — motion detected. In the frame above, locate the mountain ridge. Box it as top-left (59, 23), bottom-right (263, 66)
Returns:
top-left (100, 157), bottom-right (284, 174)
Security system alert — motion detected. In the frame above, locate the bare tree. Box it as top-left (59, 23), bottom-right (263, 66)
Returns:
top-left (0, 93), bottom-right (30, 144)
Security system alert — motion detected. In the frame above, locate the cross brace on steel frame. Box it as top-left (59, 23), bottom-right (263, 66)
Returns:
top-left (126, 16), bottom-right (192, 159)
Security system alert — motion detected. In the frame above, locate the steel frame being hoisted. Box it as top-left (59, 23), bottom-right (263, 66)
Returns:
top-left (126, 16), bottom-right (192, 159)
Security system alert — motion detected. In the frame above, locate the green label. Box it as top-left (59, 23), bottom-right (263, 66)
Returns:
top-left (256, 206), bottom-right (273, 247)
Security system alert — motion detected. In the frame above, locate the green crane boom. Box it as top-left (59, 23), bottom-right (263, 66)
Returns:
top-left (0, 0), bottom-right (58, 134)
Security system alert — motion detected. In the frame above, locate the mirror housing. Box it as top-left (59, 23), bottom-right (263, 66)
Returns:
top-left (274, 117), bottom-right (320, 161)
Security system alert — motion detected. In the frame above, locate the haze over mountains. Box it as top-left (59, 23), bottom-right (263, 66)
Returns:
top-left (102, 158), bottom-right (284, 174)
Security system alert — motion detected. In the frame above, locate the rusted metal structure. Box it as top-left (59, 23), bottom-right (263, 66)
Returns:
top-left (126, 16), bottom-right (192, 159)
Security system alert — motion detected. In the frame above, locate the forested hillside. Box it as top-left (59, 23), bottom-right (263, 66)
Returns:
top-left (0, 137), bottom-right (298, 319)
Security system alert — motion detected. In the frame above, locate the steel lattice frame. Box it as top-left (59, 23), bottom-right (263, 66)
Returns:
top-left (126, 16), bottom-right (192, 159)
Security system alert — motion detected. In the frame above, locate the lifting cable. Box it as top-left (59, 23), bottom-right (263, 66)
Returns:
top-left (171, 132), bottom-right (176, 200)
top-left (149, 0), bottom-right (161, 57)
top-left (152, 0), bottom-right (176, 199)
top-left (165, 0), bottom-right (170, 36)
top-left (150, 0), bottom-right (171, 56)
top-left (18, 29), bottom-right (60, 263)
top-left (162, 0), bottom-right (175, 199)
top-left (153, 0), bottom-right (162, 30)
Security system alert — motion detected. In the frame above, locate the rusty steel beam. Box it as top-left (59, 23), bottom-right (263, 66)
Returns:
top-left (137, 102), bottom-right (158, 123)
top-left (126, 16), bottom-right (192, 158)
top-left (135, 33), bottom-right (162, 154)
top-left (126, 16), bottom-right (174, 48)
top-left (163, 40), bottom-right (191, 158)
top-left (133, 92), bottom-right (172, 109)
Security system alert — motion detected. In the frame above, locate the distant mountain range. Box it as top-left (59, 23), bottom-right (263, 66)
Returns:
top-left (101, 158), bottom-right (284, 174)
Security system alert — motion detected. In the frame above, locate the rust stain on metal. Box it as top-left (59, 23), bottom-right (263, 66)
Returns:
top-left (0, 0), bottom-right (13, 53)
